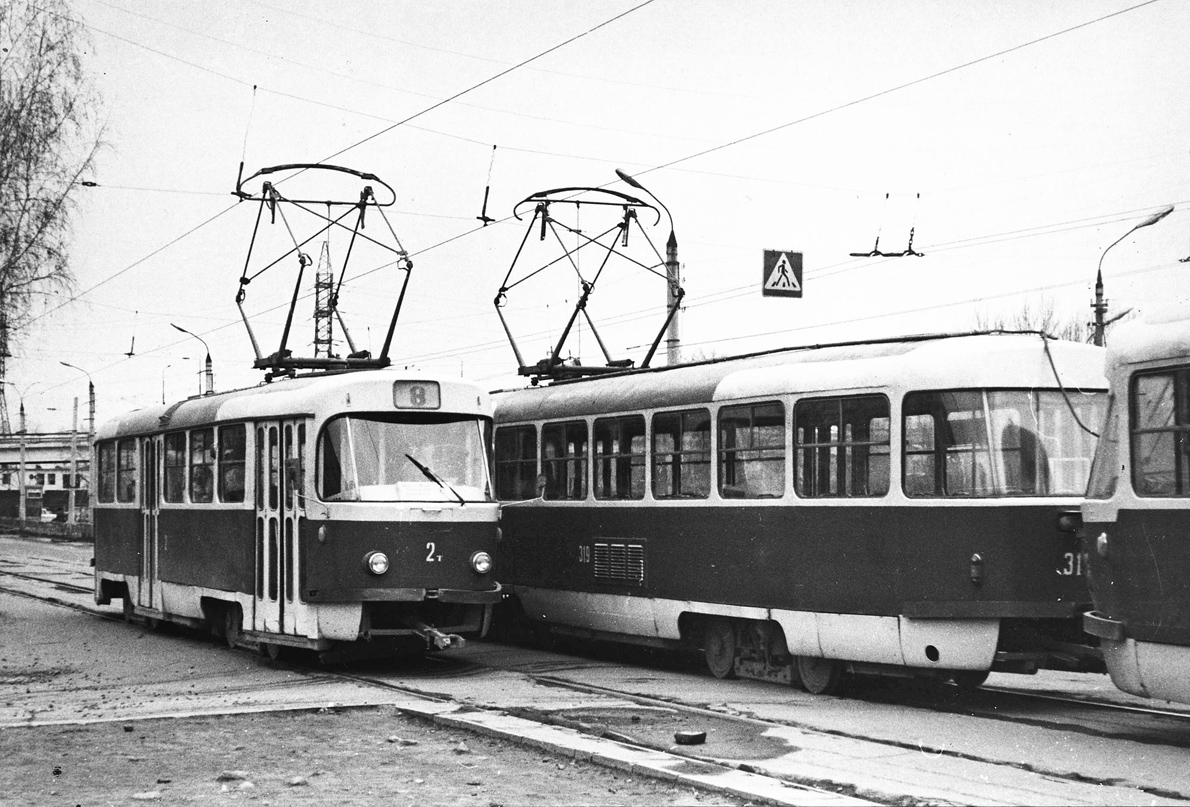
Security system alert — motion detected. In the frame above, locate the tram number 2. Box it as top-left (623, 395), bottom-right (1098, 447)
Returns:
top-left (425, 542), bottom-right (442, 562)
top-left (1057, 551), bottom-right (1084, 576)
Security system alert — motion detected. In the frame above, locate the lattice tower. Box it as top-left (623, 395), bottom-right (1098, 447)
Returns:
top-left (313, 240), bottom-right (335, 358)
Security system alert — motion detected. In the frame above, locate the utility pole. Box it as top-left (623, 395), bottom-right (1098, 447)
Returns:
top-left (665, 230), bottom-right (681, 365)
top-left (68, 397), bottom-right (78, 526)
top-left (1091, 270), bottom-right (1107, 347)
top-left (18, 402), bottom-right (27, 522)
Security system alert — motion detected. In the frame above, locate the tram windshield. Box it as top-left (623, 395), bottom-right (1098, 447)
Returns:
top-left (319, 413), bottom-right (492, 502)
top-left (903, 389), bottom-right (1106, 497)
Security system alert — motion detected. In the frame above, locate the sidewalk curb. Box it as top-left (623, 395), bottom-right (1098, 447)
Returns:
top-left (392, 700), bottom-right (877, 807)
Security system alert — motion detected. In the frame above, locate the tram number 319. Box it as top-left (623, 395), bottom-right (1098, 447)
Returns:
top-left (1057, 551), bottom-right (1084, 576)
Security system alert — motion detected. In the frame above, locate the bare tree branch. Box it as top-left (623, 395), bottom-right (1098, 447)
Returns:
top-left (0, 0), bottom-right (104, 351)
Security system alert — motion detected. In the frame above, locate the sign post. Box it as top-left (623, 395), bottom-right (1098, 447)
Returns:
top-left (762, 250), bottom-right (802, 297)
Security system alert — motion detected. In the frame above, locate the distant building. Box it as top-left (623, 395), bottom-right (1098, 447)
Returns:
top-left (0, 431), bottom-right (91, 521)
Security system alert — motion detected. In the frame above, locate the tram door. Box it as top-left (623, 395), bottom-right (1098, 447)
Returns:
top-left (138, 438), bottom-right (160, 610)
top-left (254, 420), bottom-right (305, 635)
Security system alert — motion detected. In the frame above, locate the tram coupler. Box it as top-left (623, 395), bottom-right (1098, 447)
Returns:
top-left (410, 620), bottom-right (466, 650)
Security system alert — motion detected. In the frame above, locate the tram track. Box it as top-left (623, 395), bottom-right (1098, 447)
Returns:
top-left (6, 563), bottom-right (1189, 734)
top-left (1, 570), bottom-right (856, 806)
top-left (7, 560), bottom-right (1190, 804)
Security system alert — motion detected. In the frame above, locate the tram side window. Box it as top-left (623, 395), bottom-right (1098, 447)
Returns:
top-left (1132, 368), bottom-right (1190, 496)
top-left (904, 392), bottom-right (993, 496)
top-left (494, 426), bottom-right (538, 500)
top-left (163, 433), bottom-right (186, 502)
top-left (594, 415), bottom-right (646, 500)
top-left (652, 409), bottom-right (711, 499)
top-left (98, 442), bottom-right (116, 502)
top-left (720, 402), bottom-right (785, 498)
top-left (542, 421), bottom-right (588, 500)
top-left (116, 439), bottom-right (137, 503)
top-left (795, 396), bottom-right (889, 498)
top-left (219, 424), bottom-right (247, 503)
top-left (189, 428), bottom-right (215, 503)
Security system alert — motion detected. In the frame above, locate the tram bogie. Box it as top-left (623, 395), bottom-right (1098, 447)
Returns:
top-left (1081, 311), bottom-right (1190, 703)
top-left (493, 332), bottom-right (1108, 691)
top-left (93, 370), bottom-right (501, 659)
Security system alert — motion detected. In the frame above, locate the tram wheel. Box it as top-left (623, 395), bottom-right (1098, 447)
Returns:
top-left (951, 670), bottom-right (990, 690)
top-left (796, 655), bottom-right (843, 695)
top-left (258, 641), bottom-right (284, 661)
top-left (223, 605), bottom-right (243, 649)
top-left (703, 618), bottom-right (737, 679)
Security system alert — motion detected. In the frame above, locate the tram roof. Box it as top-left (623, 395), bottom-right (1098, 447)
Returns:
top-left (1107, 309), bottom-right (1190, 370)
top-left (97, 368), bottom-right (488, 441)
top-left (491, 331), bottom-right (1106, 421)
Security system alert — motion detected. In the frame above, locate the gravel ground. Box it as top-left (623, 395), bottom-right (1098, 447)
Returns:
top-left (2, 706), bottom-right (751, 807)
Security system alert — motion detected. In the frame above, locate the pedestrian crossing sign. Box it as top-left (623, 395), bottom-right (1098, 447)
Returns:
top-left (762, 250), bottom-right (802, 297)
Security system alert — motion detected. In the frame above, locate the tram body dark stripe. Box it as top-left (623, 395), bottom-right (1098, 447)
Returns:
top-left (299, 520), bottom-right (498, 602)
top-left (501, 504), bottom-right (1087, 618)
top-left (157, 510), bottom-right (255, 593)
top-left (94, 510), bottom-right (140, 576)
top-left (1085, 510), bottom-right (1190, 646)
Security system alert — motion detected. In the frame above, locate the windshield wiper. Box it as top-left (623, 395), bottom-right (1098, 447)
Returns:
top-left (405, 453), bottom-right (466, 505)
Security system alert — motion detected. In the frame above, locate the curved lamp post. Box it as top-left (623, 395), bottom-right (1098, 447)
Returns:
top-left (171, 323), bottom-right (214, 395)
top-left (59, 362), bottom-right (95, 438)
top-left (615, 169), bottom-right (681, 364)
top-left (1093, 205), bottom-right (1175, 346)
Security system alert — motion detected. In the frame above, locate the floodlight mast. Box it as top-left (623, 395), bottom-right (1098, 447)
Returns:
top-left (231, 163), bottom-right (412, 380)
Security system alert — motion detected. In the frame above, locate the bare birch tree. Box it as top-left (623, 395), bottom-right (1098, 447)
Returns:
top-left (0, 0), bottom-right (102, 350)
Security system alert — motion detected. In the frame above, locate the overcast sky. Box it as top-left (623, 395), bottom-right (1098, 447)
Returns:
top-left (11, 0), bottom-right (1190, 431)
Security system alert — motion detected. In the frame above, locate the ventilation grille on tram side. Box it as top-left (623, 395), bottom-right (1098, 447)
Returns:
top-left (593, 542), bottom-right (645, 586)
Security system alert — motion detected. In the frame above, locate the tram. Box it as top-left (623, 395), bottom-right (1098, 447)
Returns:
top-left (1081, 311), bottom-right (1190, 703)
top-left (93, 369), bottom-right (501, 660)
top-left (492, 332), bottom-right (1107, 692)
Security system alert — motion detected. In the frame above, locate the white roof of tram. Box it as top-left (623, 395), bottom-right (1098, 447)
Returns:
top-left (492, 332), bottom-right (1107, 421)
top-left (97, 368), bottom-right (491, 441)
top-left (1107, 308), bottom-right (1190, 370)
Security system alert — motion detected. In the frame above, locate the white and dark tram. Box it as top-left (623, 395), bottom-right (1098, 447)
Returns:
top-left (93, 370), bottom-right (501, 659)
top-left (1082, 310), bottom-right (1190, 703)
top-left (492, 332), bottom-right (1108, 692)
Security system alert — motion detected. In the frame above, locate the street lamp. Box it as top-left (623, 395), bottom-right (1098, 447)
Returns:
top-left (615, 168), bottom-right (681, 365)
top-left (1093, 205), bottom-right (1175, 346)
top-left (59, 362), bottom-right (95, 438)
top-left (162, 358), bottom-right (191, 404)
top-left (2, 380), bottom-right (42, 522)
top-left (171, 323), bottom-right (214, 395)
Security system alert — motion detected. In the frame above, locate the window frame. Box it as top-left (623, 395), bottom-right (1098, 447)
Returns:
top-left (651, 408), bottom-right (712, 500)
top-left (494, 425), bottom-right (539, 501)
top-left (116, 439), bottom-right (137, 503)
top-left (189, 427), bottom-right (216, 503)
top-left (218, 424), bottom-right (248, 503)
top-left (795, 394), bottom-right (890, 499)
top-left (541, 420), bottom-right (589, 501)
top-left (163, 432), bottom-right (187, 503)
top-left (1130, 366), bottom-right (1190, 497)
top-left (594, 415), bottom-right (647, 501)
top-left (97, 442), bottom-right (116, 503)
top-left (718, 401), bottom-right (786, 499)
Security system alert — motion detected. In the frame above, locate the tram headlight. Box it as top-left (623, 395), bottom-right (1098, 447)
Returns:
top-left (470, 551), bottom-right (493, 575)
top-left (363, 551), bottom-right (390, 575)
